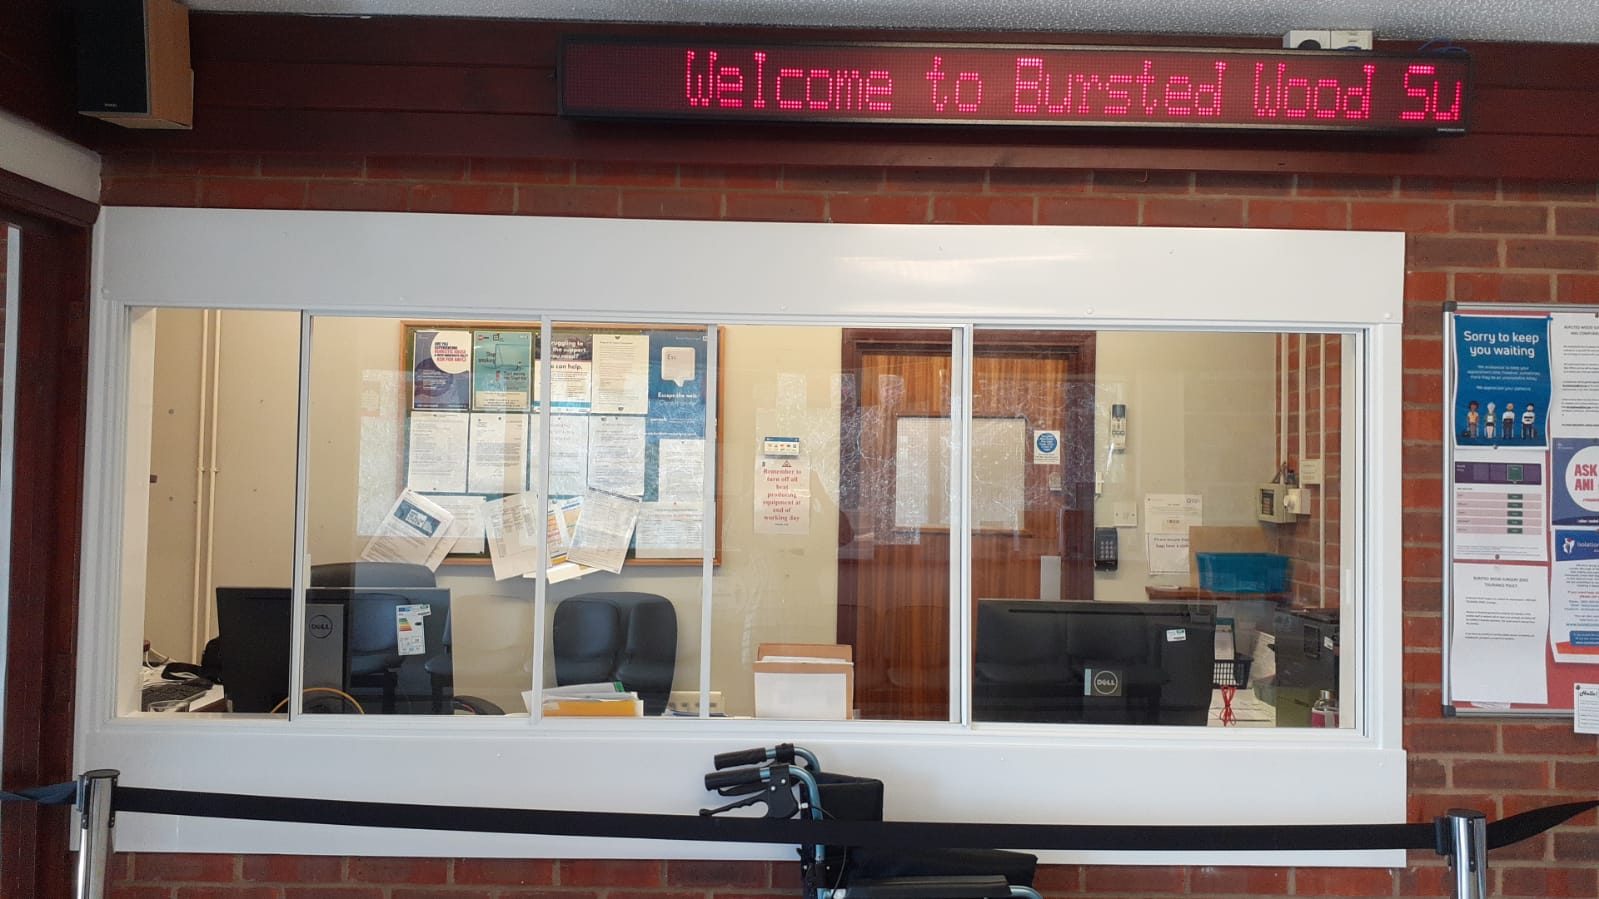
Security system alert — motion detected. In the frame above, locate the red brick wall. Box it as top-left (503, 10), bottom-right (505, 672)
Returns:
top-left (100, 154), bottom-right (1599, 898)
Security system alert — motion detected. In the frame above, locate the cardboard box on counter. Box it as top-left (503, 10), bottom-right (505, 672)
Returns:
top-left (753, 643), bottom-right (854, 720)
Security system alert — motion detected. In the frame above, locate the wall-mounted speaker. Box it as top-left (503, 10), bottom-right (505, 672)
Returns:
top-left (75, 0), bottom-right (193, 129)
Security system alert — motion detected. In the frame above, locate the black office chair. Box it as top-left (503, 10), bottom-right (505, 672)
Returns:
top-left (311, 562), bottom-right (438, 714)
top-left (552, 592), bottom-right (677, 715)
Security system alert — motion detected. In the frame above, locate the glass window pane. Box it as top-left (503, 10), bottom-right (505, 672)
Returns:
top-left (537, 323), bottom-right (709, 720)
top-left (710, 326), bottom-right (957, 722)
top-left (135, 308), bottom-right (301, 715)
top-left (972, 328), bottom-right (1348, 729)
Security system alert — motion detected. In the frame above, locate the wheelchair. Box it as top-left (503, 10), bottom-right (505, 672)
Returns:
top-left (701, 744), bottom-right (1042, 899)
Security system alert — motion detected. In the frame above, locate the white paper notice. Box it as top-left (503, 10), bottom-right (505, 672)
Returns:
top-left (528, 413), bottom-right (591, 497)
top-left (566, 488), bottom-right (642, 574)
top-left (1453, 447), bottom-right (1548, 562)
top-left (360, 490), bottom-right (456, 569)
top-left (1574, 684), bottom-right (1599, 734)
top-left (1147, 532), bottom-right (1191, 575)
top-left (756, 457), bottom-right (810, 535)
top-left (657, 438), bottom-right (706, 502)
top-left (1449, 562), bottom-right (1550, 704)
top-left (423, 494), bottom-right (487, 556)
top-left (481, 491), bottom-right (543, 581)
top-left (467, 412), bottom-right (529, 495)
top-left (635, 502), bottom-right (704, 558)
top-left (1144, 493), bottom-right (1202, 576)
top-left (587, 415), bottom-right (647, 496)
top-left (405, 411), bottom-right (469, 494)
top-left (1551, 314), bottom-right (1599, 437)
top-left (1145, 493), bottom-right (1204, 533)
top-left (591, 333), bottom-right (650, 414)
top-left (547, 496), bottom-right (582, 564)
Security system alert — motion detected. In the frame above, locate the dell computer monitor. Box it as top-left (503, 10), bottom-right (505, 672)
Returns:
top-left (974, 599), bottom-right (1217, 726)
top-left (214, 585), bottom-right (450, 714)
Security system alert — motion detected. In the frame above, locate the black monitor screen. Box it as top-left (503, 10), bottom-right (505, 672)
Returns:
top-left (214, 586), bottom-right (451, 714)
top-left (974, 599), bottom-right (1217, 726)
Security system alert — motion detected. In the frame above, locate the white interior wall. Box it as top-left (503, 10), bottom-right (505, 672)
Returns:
top-left (1093, 330), bottom-right (1280, 601)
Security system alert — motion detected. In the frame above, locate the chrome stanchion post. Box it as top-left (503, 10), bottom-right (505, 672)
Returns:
top-left (1441, 809), bottom-right (1487, 899)
top-left (75, 769), bottom-right (119, 899)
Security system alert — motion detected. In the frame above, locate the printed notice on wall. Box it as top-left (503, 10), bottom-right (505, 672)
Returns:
top-left (755, 457), bottom-right (809, 535)
top-left (1551, 530), bottom-right (1599, 664)
top-left (1449, 562), bottom-right (1550, 704)
top-left (1574, 684), bottom-right (1599, 734)
top-left (1551, 314), bottom-right (1599, 437)
top-left (1452, 315), bottom-right (1550, 449)
top-left (1452, 448), bottom-right (1547, 562)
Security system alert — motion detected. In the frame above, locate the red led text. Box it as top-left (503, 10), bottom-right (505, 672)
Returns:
top-left (562, 39), bottom-right (1471, 134)
top-left (1251, 62), bottom-right (1375, 119)
top-left (1400, 64), bottom-right (1465, 122)
top-left (1014, 58), bottom-right (1227, 117)
top-left (684, 49), bottom-right (892, 112)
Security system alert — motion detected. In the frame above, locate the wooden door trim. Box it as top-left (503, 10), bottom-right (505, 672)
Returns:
top-left (836, 328), bottom-right (1096, 651)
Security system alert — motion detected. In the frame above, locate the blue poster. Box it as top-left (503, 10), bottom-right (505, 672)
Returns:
top-left (1453, 315), bottom-right (1550, 448)
top-left (411, 329), bottom-right (473, 411)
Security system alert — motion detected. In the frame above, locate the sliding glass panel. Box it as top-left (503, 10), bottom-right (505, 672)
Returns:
top-left (536, 322), bottom-right (709, 720)
top-left (708, 326), bottom-right (958, 722)
top-left (972, 328), bottom-right (1349, 729)
top-left (134, 308), bottom-right (301, 715)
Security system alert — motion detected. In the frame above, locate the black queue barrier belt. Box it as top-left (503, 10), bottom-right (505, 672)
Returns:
top-left (0, 782), bottom-right (79, 806)
top-left (113, 787), bottom-right (1596, 855)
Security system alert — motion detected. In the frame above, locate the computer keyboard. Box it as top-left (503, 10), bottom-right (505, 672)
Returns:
top-left (141, 678), bottom-right (211, 711)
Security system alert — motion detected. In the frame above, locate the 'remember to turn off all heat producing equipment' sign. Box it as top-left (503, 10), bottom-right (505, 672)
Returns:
top-left (559, 38), bottom-right (1470, 134)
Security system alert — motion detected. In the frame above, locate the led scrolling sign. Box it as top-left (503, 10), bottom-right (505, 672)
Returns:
top-left (560, 39), bottom-right (1471, 134)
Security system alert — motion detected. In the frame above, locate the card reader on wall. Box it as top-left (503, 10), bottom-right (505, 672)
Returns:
top-left (1258, 483), bottom-right (1297, 523)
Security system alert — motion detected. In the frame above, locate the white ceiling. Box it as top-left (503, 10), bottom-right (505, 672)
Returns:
top-left (187, 0), bottom-right (1599, 45)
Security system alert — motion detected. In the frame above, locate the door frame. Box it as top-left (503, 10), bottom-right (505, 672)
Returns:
top-left (835, 328), bottom-right (1096, 710)
top-left (0, 165), bottom-right (96, 899)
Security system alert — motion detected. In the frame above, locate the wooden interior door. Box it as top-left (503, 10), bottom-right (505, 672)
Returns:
top-left (837, 330), bottom-right (1095, 720)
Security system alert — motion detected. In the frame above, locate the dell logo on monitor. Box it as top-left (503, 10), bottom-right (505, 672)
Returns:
top-left (309, 614), bottom-right (333, 640)
top-left (1087, 668), bottom-right (1123, 697)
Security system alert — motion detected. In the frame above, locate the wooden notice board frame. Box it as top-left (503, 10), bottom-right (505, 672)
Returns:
top-left (1443, 302), bottom-right (1598, 718)
top-left (402, 321), bottom-right (723, 567)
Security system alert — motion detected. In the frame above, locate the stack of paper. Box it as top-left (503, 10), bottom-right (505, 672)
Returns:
top-left (535, 682), bottom-right (644, 717)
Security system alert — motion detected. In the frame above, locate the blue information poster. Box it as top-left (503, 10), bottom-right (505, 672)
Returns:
top-left (1453, 314), bottom-right (1551, 448)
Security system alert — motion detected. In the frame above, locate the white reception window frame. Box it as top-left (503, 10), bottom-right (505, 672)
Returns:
top-left (78, 208), bottom-right (1404, 865)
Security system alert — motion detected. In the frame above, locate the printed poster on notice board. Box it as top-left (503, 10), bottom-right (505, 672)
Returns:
top-left (412, 329), bottom-right (473, 411)
top-left (1452, 315), bottom-right (1550, 449)
top-left (1552, 530), bottom-right (1599, 664)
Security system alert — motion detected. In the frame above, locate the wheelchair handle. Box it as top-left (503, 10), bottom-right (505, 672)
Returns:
top-left (704, 767), bottom-right (767, 791)
top-left (713, 743), bottom-right (795, 770)
top-left (712, 743), bottom-right (822, 774)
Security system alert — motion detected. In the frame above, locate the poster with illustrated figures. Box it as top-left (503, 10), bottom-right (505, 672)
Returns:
top-left (1446, 306), bottom-right (1599, 718)
top-left (1452, 314), bottom-right (1550, 448)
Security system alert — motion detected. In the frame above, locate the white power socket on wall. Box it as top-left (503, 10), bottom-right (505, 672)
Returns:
top-left (1283, 30), bottom-right (1374, 50)
top-left (1282, 487), bottom-right (1309, 515)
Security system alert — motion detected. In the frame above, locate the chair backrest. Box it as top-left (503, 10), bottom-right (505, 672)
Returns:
top-left (552, 592), bottom-right (677, 714)
top-left (309, 563), bottom-right (440, 659)
top-left (310, 561), bottom-right (436, 588)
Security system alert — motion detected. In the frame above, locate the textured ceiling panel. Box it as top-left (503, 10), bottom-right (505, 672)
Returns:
top-left (187, 0), bottom-right (1599, 45)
